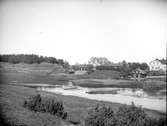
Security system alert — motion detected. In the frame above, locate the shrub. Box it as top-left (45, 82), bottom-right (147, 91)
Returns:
top-left (23, 94), bottom-right (67, 119)
top-left (115, 102), bottom-right (148, 126)
top-left (85, 103), bottom-right (166, 126)
top-left (23, 94), bottom-right (42, 111)
top-left (85, 104), bottom-right (116, 126)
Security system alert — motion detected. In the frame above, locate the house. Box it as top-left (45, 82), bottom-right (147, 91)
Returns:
top-left (149, 59), bottom-right (166, 72)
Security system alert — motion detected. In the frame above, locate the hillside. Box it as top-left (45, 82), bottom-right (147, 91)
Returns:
top-left (0, 62), bottom-right (68, 85)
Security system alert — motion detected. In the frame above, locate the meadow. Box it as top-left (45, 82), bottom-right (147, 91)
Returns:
top-left (0, 63), bottom-right (166, 126)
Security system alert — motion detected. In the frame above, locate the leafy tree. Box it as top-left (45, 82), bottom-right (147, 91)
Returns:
top-left (88, 57), bottom-right (112, 66)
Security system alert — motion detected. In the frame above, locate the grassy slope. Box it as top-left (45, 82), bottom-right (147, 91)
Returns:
top-left (0, 63), bottom-right (68, 85)
top-left (0, 85), bottom-right (70, 126)
top-left (0, 84), bottom-right (166, 126)
top-left (70, 70), bottom-right (121, 79)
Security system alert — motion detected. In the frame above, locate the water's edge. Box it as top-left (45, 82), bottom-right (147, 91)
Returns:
top-left (37, 85), bottom-right (166, 112)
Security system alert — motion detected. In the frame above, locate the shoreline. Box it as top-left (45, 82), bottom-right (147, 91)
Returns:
top-left (0, 84), bottom-right (166, 126)
top-left (38, 89), bottom-right (166, 113)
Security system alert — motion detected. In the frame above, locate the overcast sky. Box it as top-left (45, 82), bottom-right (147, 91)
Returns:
top-left (0, 0), bottom-right (166, 64)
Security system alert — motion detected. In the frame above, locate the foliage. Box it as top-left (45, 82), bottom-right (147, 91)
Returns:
top-left (115, 103), bottom-right (148, 126)
top-left (94, 61), bottom-right (149, 74)
top-left (23, 94), bottom-right (67, 119)
top-left (0, 54), bottom-right (69, 68)
top-left (88, 57), bottom-right (112, 66)
top-left (85, 103), bottom-right (166, 126)
top-left (96, 65), bottom-right (120, 71)
top-left (85, 104), bottom-right (116, 126)
top-left (128, 62), bottom-right (149, 71)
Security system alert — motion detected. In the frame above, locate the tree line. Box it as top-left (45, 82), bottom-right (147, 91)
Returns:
top-left (88, 57), bottom-right (149, 72)
top-left (0, 54), bottom-right (69, 67)
top-left (95, 61), bottom-right (149, 78)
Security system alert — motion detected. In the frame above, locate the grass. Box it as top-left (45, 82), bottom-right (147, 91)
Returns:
top-left (0, 62), bottom-right (68, 85)
top-left (0, 62), bottom-right (166, 96)
top-left (70, 70), bottom-right (121, 79)
top-left (0, 62), bottom-right (166, 125)
top-left (0, 85), bottom-right (68, 126)
top-left (142, 80), bottom-right (166, 92)
top-left (72, 79), bottom-right (166, 95)
top-left (0, 70), bottom-right (68, 85)
top-left (0, 84), bottom-right (166, 126)
top-left (72, 79), bottom-right (137, 88)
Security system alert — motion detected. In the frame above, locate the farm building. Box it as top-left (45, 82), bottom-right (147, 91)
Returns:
top-left (149, 59), bottom-right (166, 72)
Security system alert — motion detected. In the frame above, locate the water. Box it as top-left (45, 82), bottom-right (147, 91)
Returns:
top-left (38, 85), bottom-right (166, 112)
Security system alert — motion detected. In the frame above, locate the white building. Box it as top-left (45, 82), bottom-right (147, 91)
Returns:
top-left (149, 59), bottom-right (166, 71)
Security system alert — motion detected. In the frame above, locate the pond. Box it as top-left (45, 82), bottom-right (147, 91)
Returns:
top-left (37, 84), bottom-right (166, 112)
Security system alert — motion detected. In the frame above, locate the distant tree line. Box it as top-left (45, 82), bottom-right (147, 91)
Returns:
top-left (121, 61), bottom-right (149, 72)
top-left (0, 54), bottom-right (69, 67)
top-left (95, 62), bottom-right (149, 72)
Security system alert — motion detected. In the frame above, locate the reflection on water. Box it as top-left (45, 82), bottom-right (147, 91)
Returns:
top-left (38, 85), bottom-right (166, 112)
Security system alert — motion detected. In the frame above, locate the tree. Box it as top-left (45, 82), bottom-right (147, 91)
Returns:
top-left (0, 54), bottom-right (69, 67)
top-left (88, 57), bottom-right (112, 66)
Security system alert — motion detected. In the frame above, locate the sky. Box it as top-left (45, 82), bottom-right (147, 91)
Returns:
top-left (0, 0), bottom-right (167, 65)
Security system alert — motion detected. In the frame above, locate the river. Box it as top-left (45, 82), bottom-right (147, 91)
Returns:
top-left (37, 85), bottom-right (166, 112)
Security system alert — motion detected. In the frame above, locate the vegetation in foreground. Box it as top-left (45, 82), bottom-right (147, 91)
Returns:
top-left (0, 84), bottom-right (166, 126)
top-left (23, 94), bottom-right (67, 119)
top-left (85, 103), bottom-right (166, 126)
top-left (0, 85), bottom-right (70, 126)
top-left (23, 94), bottom-right (167, 126)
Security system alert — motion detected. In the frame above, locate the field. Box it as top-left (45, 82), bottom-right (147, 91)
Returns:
top-left (72, 79), bottom-right (166, 96)
top-left (0, 63), bottom-right (166, 126)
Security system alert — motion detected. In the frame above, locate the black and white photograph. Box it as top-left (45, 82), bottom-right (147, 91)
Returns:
top-left (0, 0), bottom-right (166, 126)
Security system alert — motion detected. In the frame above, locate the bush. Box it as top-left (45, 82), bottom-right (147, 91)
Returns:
top-left (85, 104), bottom-right (116, 126)
top-left (115, 102), bottom-right (148, 126)
top-left (85, 103), bottom-right (166, 126)
top-left (23, 94), bottom-right (67, 119)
